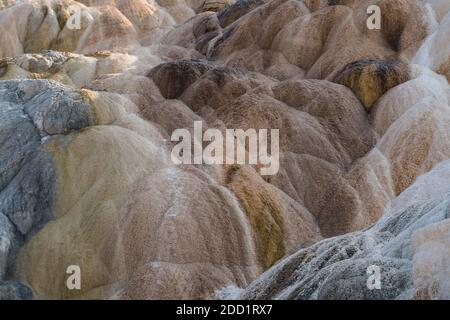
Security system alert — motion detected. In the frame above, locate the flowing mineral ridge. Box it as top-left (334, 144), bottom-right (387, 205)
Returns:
top-left (0, 0), bottom-right (450, 300)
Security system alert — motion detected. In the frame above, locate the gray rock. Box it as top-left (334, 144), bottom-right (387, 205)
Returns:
top-left (315, 257), bottom-right (412, 300)
top-left (1, 151), bottom-right (55, 236)
top-left (0, 79), bottom-right (92, 282)
top-left (0, 281), bottom-right (33, 300)
top-left (217, 0), bottom-right (268, 28)
top-left (0, 213), bottom-right (19, 279)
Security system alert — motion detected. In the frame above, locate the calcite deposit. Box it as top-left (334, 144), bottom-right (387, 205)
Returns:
top-left (0, 0), bottom-right (449, 300)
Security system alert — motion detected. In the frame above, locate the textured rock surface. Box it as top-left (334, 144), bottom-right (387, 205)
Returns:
top-left (0, 79), bottom-right (93, 298)
top-left (240, 160), bottom-right (450, 300)
top-left (0, 0), bottom-right (449, 300)
top-left (202, 0), bottom-right (234, 12)
top-left (334, 59), bottom-right (410, 111)
top-left (0, 281), bottom-right (33, 300)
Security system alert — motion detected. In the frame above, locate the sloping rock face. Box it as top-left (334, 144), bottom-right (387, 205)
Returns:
top-left (0, 0), bottom-right (449, 300)
top-left (240, 160), bottom-right (450, 299)
top-left (0, 79), bottom-right (91, 282)
top-left (334, 59), bottom-right (410, 111)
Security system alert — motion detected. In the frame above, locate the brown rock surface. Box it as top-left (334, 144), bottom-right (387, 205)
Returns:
top-left (0, 0), bottom-right (449, 300)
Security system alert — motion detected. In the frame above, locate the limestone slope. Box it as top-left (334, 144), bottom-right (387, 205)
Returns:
top-left (0, 0), bottom-right (449, 299)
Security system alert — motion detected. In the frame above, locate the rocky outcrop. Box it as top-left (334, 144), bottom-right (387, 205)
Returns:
top-left (202, 0), bottom-right (233, 12)
top-left (149, 60), bottom-right (213, 98)
top-left (0, 281), bottom-right (33, 300)
top-left (334, 59), bottom-right (410, 111)
top-left (240, 159), bottom-right (450, 300)
top-left (0, 79), bottom-right (93, 297)
top-left (0, 0), bottom-right (449, 300)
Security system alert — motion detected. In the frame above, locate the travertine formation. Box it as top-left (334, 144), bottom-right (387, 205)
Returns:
top-left (0, 0), bottom-right (449, 300)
